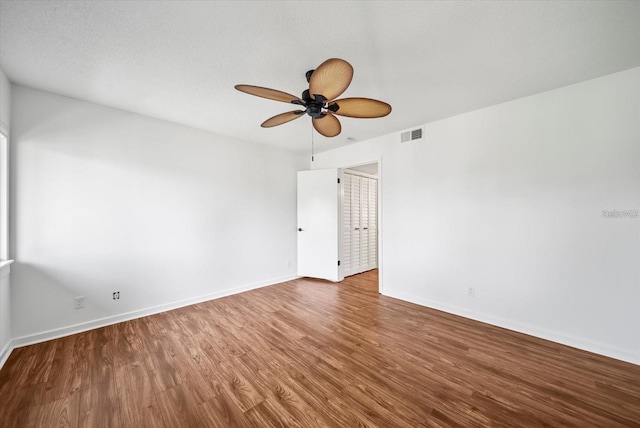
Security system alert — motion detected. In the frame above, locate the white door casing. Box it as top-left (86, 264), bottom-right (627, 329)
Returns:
top-left (341, 170), bottom-right (378, 277)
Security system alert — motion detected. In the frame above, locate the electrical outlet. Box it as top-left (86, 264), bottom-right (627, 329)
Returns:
top-left (112, 291), bottom-right (120, 300)
top-left (74, 296), bottom-right (85, 309)
top-left (467, 287), bottom-right (476, 297)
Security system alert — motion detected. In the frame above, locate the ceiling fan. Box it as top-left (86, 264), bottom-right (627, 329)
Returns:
top-left (235, 58), bottom-right (391, 138)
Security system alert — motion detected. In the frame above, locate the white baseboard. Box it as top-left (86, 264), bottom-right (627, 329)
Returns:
top-left (0, 339), bottom-right (14, 369)
top-left (1, 274), bottom-right (300, 370)
top-left (382, 288), bottom-right (639, 366)
top-left (6, 277), bottom-right (635, 370)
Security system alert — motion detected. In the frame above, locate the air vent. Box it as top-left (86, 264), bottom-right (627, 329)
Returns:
top-left (400, 127), bottom-right (423, 143)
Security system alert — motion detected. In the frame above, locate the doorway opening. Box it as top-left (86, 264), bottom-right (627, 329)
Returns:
top-left (339, 162), bottom-right (381, 292)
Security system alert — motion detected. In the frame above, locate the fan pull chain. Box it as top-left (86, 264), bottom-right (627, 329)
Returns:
top-left (311, 125), bottom-right (315, 162)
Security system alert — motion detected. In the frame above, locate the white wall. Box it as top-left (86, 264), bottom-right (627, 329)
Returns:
top-left (0, 68), bottom-right (10, 134)
top-left (10, 85), bottom-right (306, 342)
top-left (314, 67), bottom-right (640, 365)
top-left (0, 67), bottom-right (12, 367)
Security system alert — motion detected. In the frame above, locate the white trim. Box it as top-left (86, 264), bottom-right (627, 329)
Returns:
top-left (0, 259), bottom-right (13, 276)
top-left (339, 171), bottom-right (379, 279)
top-left (0, 259), bottom-right (11, 369)
top-left (1, 273), bottom-right (300, 370)
top-left (377, 156), bottom-right (383, 294)
top-left (382, 288), bottom-right (640, 366)
top-left (342, 169), bottom-right (378, 180)
top-left (0, 338), bottom-right (13, 368)
top-left (0, 132), bottom-right (9, 261)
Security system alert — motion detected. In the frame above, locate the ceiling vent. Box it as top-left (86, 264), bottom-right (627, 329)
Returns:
top-left (400, 127), bottom-right (423, 143)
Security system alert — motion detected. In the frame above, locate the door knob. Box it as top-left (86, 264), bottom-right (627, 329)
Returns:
top-left (298, 228), bottom-right (303, 232)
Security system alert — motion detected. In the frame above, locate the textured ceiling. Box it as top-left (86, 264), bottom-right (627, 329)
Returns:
top-left (1, 1), bottom-right (640, 153)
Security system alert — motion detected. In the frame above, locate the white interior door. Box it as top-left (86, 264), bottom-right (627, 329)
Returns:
top-left (297, 169), bottom-right (340, 282)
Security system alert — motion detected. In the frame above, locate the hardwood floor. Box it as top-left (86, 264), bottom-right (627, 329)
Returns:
top-left (1, 269), bottom-right (639, 427)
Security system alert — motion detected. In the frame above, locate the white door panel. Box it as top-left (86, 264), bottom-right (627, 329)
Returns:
top-left (297, 169), bottom-right (340, 282)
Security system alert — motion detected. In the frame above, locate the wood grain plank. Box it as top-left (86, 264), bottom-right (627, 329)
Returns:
top-left (26, 394), bottom-right (78, 428)
top-left (114, 361), bottom-right (165, 427)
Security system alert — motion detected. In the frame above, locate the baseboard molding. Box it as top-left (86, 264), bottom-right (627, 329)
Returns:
top-left (0, 339), bottom-right (14, 370)
top-left (382, 288), bottom-right (639, 366)
top-left (6, 277), bottom-right (635, 370)
top-left (3, 274), bottom-right (300, 369)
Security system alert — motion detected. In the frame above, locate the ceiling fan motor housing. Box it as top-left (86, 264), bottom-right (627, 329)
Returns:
top-left (301, 90), bottom-right (328, 119)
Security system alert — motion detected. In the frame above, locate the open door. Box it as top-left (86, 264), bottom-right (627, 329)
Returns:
top-left (297, 169), bottom-right (341, 282)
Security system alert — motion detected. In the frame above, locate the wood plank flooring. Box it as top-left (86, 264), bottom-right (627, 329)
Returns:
top-left (1, 269), bottom-right (639, 427)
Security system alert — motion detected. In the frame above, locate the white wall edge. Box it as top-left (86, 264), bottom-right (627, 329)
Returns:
top-left (0, 339), bottom-right (13, 369)
top-left (0, 260), bottom-right (13, 277)
top-left (382, 288), bottom-right (640, 367)
top-left (3, 274), bottom-right (301, 367)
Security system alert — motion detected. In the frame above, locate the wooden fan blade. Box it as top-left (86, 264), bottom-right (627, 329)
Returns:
top-left (261, 110), bottom-right (305, 128)
top-left (309, 58), bottom-right (353, 101)
top-left (312, 112), bottom-right (341, 137)
top-left (235, 84), bottom-right (303, 104)
top-left (329, 98), bottom-right (392, 118)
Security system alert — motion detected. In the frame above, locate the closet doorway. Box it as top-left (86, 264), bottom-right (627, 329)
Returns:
top-left (340, 163), bottom-right (379, 279)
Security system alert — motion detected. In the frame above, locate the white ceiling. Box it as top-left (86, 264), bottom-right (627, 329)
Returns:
top-left (1, 1), bottom-right (640, 154)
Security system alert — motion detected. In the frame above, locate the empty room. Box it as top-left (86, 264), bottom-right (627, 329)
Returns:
top-left (0, 1), bottom-right (639, 427)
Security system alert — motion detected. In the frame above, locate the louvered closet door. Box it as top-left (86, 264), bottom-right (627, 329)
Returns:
top-left (342, 172), bottom-right (378, 278)
top-left (360, 177), bottom-right (370, 269)
top-left (342, 174), bottom-right (352, 275)
top-left (367, 178), bottom-right (378, 269)
top-left (350, 175), bottom-right (362, 274)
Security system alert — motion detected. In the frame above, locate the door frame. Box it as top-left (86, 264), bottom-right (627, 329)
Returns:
top-left (338, 157), bottom-right (383, 293)
top-left (340, 169), bottom-right (378, 278)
